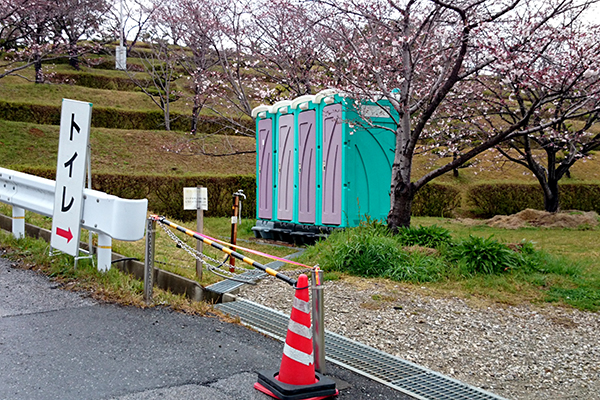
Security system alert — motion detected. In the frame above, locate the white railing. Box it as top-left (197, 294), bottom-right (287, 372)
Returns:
top-left (0, 167), bottom-right (148, 271)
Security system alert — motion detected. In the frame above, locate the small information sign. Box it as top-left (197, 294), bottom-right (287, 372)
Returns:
top-left (50, 99), bottom-right (92, 256)
top-left (183, 187), bottom-right (208, 210)
top-left (360, 104), bottom-right (390, 119)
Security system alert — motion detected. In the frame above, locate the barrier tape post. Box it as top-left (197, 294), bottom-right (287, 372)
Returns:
top-left (311, 267), bottom-right (326, 374)
top-left (196, 185), bottom-right (204, 280)
top-left (144, 218), bottom-right (156, 304)
top-left (229, 193), bottom-right (239, 271)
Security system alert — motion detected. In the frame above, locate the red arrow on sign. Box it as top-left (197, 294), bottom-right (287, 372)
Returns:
top-left (56, 227), bottom-right (73, 243)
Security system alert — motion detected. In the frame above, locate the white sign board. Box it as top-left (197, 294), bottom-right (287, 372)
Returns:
top-left (183, 187), bottom-right (208, 210)
top-left (360, 105), bottom-right (390, 119)
top-left (50, 99), bottom-right (92, 256)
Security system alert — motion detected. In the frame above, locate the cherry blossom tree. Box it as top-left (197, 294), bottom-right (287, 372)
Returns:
top-left (0, 0), bottom-right (108, 81)
top-left (313, 0), bottom-right (599, 230)
top-left (113, 0), bottom-right (159, 54)
top-left (0, 0), bottom-right (29, 49)
top-left (0, 0), bottom-right (60, 82)
top-left (52, 0), bottom-right (111, 69)
top-left (478, 21), bottom-right (600, 212)
top-left (245, 0), bottom-right (328, 98)
top-left (127, 32), bottom-right (180, 131)
top-left (155, 0), bottom-right (219, 134)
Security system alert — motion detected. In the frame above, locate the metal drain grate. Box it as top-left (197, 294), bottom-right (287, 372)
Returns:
top-left (206, 251), bottom-right (304, 295)
top-left (215, 299), bottom-right (507, 400)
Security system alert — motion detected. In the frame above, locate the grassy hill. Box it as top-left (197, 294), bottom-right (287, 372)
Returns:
top-left (1, 52), bottom-right (600, 187)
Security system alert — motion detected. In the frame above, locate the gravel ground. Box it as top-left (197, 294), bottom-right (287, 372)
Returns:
top-left (237, 273), bottom-right (600, 400)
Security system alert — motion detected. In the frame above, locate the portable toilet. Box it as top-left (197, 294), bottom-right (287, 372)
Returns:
top-left (271, 100), bottom-right (294, 224)
top-left (314, 90), bottom-right (397, 228)
top-left (290, 95), bottom-right (318, 226)
top-left (251, 104), bottom-right (276, 239)
top-left (252, 90), bottom-right (398, 242)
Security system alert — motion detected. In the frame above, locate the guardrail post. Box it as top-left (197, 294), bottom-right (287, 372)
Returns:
top-left (97, 233), bottom-right (112, 272)
top-left (311, 268), bottom-right (326, 374)
top-left (12, 206), bottom-right (25, 239)
top-left (144, 218), bottom-right (156, 304)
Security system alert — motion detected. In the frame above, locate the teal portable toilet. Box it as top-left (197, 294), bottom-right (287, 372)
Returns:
top-left (251, 104), bottom-right (276, 239)
top-left (252, 104), bottom-right (274, 221)
top-left (252, 90), bottom-right (398, 242)
top-left (290, 95), bottom-right (318, 226)
top-left (270, 100), bottom-right (295, 224)
top-left (313, 89), bottom-right (397, 228)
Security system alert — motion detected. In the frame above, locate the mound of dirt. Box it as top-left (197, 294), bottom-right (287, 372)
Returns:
top-left (486, 209), bottom-right (598, 229)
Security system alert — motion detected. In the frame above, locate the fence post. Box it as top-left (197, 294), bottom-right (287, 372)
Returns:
top-left (144, 218), bottom-right (156, 304)
top-left (196, 185), bottom-right (204, 280)
top-left (12, 206), bottom-right (25, 239)
top-left (311, 268), bottom-right (326, 374)
top-left (97, 233), bottom-right (112, 272)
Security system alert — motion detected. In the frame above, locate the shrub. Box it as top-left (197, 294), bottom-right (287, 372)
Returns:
top-left (450, 235), bottom-right (518, 275)
top-left (17, 167), bottom-right (256, 221)
top-left (466, 183), bottom-right (600, 217)
top-left (466, 184), bottom-right (543, 217)
top-left (412, 184), bottom-right (461, 217)
top-left (305, 225), bottom-right (448, 283)
top-left (0, 101), bottom-right (254, 134)
top-left (51, 73), bottom-right (138, 91)
top-left (397, 225), bottom-right (453, 248)
top-left (383, 251), bottom-right (448, 283)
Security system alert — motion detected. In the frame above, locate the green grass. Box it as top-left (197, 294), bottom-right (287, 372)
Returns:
top-left (0, 229), bottom-right (214, 313)
top-left (0, 203), bottom-right (299, 287)
top-left (300, 220), bottom-right (600, 311)
top-left (0, 120), bottom-right (256, 176)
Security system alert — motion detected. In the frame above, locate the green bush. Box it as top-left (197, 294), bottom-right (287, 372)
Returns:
top-left (450, 235), bottom-right (518, 275)
top-left (397, 225), bottom-right (453, 248)
top-left (412, 184), bottom-right (461, 217)
top-left (0, 101), bottom-right (253, 134)
top-left (304, 225), bottom-right (447, 283)
top-left (559, 184), bottom-right (600, 213)
top-left (466, 183), bottom-right (600, 217)
top-left (383, 251), bottom-right (448, 283)
top-left (52, 73), bottom-right (138, 91)
top-left (466, 184), bottom-right (543, 217)
top-left (18, 167), bottom-right (256, 220)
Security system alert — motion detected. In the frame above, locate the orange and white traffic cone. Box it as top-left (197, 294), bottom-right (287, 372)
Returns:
top-left (254, 274), bottom-right (338, 400)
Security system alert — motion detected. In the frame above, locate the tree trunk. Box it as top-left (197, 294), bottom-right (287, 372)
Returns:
top-left (452, 151), bottom-right (459, 178)
top-left (34, 57), bottom-right (43, 84)
top-left (544, 178), bottom-right (560, 213)
top-left (387, 179), bottom-right (415, 231)
top-left (164, 101), bottom-right (171, 131)
top-left (191, 108), bottom-right (198, 134)
top-left (68, 42), bottom-right (80, 70)
top-left (190, 84), bottom-right (201, 134)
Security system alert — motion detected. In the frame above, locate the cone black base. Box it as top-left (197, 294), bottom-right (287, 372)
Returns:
top-left (256, 370), bottom-right (337, 400)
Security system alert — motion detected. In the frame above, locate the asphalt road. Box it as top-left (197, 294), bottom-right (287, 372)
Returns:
top-left (0, 257), bottom-right (413, 400)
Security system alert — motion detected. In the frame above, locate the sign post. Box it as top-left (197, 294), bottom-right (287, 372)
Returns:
top-left (51, 99), bottom-right (92, 260)
top-left (184, 186), bottom-right (208, 279)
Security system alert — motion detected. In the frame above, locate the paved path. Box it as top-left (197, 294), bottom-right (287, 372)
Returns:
top-left (0, 257), bottom-right (413, 400)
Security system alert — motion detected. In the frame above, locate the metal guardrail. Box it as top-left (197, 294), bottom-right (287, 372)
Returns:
top-left (0, 167), bottom-right (147, 270)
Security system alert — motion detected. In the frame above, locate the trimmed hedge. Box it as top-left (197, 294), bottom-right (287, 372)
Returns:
top-left (18, 167), bottom-right (256, 221)
top-left (14, 168), bottom-right (600, 222)
top-left (0, 101), bottom-right (254, 134)
top-left (412, 184), bottom-right (461, 217)
top-left (52, 73), bottom-right (138, 91)
top-left (467, 183), bottom-right (600, 217)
